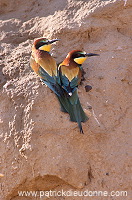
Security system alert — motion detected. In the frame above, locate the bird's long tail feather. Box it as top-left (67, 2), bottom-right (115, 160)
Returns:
top-left (67, 90), bottom-right (88, 133)
top-left (68, 99), bottom-right (88, 133)
top-left (41, 79), bottom-right (63, 97)
top-left (56, 95), bottom-right (69, 113)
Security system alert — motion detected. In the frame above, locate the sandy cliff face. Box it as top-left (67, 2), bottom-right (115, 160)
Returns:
top-left (0, 0), bottom-right (131, 199)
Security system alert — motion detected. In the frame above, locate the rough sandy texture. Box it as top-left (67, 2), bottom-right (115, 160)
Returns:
top-left (0, 0), bottom-right (132, 199)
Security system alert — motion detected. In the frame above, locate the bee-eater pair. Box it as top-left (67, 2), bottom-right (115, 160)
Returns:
top-left (30, 37), bottom-right (99, 133)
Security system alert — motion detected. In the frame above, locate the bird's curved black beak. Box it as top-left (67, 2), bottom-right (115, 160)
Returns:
top-left (85, 53), bottom-right (99, 57)
top-left (48, 39), bottom-right (60, 44)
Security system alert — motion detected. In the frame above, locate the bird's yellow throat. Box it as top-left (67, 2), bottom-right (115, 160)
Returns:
top-left (39, 44), bottom-right (51, 52)
top-left (74, 57), bottom-right (87, 64)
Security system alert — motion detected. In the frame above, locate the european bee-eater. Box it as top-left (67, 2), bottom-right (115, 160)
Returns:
top-left (30, 37), bottom-right (62, 96)
top-left (58, 50), bottom-right (99, 133)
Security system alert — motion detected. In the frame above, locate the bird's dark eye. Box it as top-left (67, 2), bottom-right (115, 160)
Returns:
top-left (36, 41), bottom-right (45, 49)
top-left (72, 52), bottom-right (85, 59)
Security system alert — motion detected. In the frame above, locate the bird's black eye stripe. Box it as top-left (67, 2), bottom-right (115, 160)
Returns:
top-left (36, 42), bottom-right (46, 49)
top-left (72, 53), bottom-right (85, 59)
